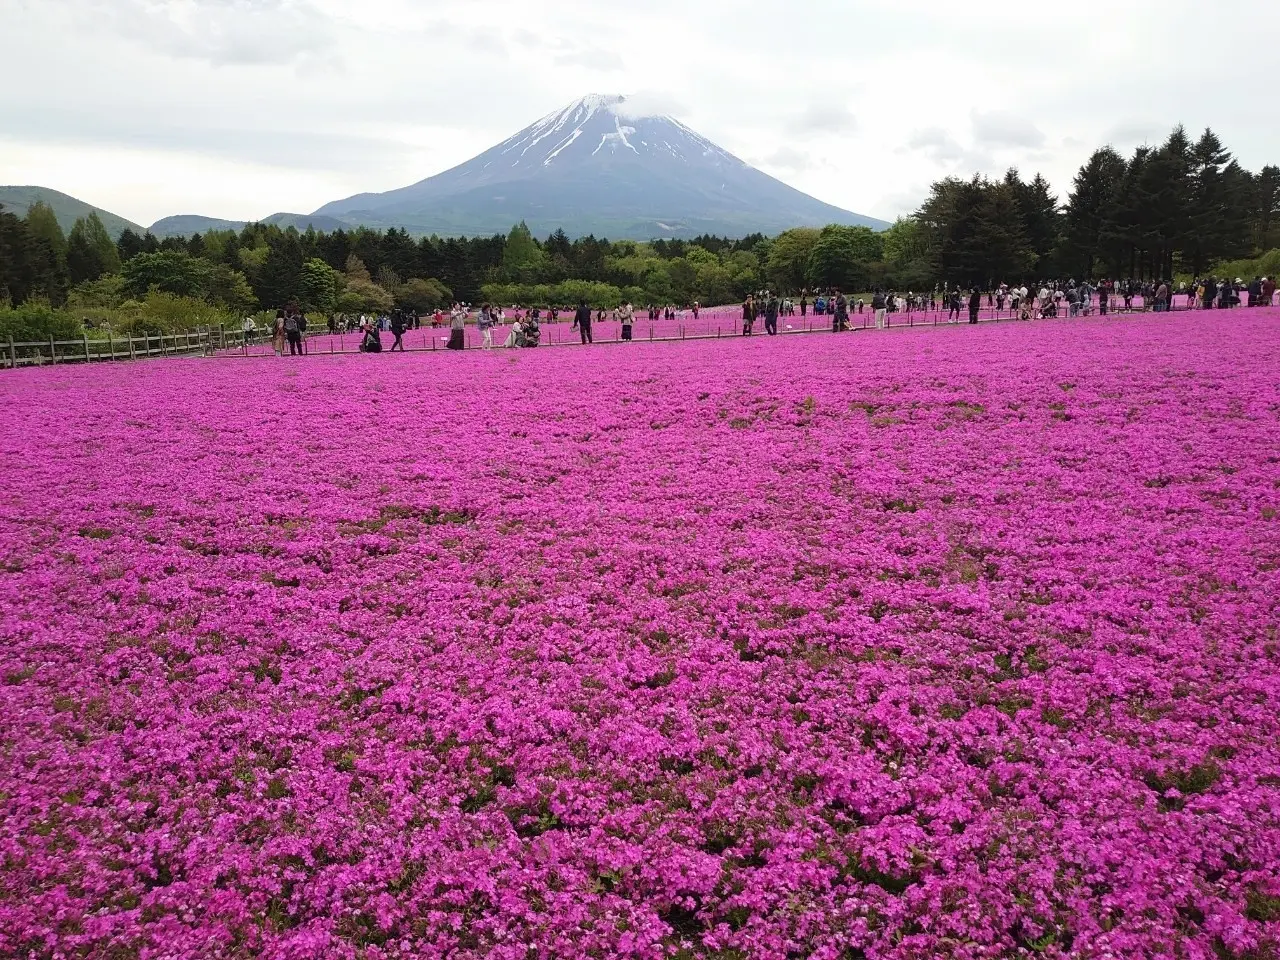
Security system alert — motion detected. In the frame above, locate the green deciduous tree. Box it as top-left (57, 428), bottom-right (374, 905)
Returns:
top-left (299, 258), bottom-right (341, 314)
top-left (766, 228), bottom-right (820, 293)
top-left (121, 251), bottom-right (207, 299)
top-left (397, 277), bottom-right (453, 312)
top-left (805, 231), bottom-right (866, 290)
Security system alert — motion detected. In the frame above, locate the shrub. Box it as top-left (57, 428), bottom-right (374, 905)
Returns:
top-left (0, 301), bottom-right (84, 342)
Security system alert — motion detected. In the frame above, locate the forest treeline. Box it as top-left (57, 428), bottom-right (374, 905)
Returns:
top-left (2, 124), bottom-right (1276, 340)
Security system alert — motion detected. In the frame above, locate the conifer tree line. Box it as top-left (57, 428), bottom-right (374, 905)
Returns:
top-left (914, 126), bottom-right (1279, 287)
top-left (3, 124), bottom-right (1277, 331)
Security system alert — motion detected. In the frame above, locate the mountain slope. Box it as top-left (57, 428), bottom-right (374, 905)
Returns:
top-left (149, 212), bottom-right (351, 237)
top-left (149, 214), bottom-right (248, 237)
top-left (0, 186), bottom-right (144, 239)
top-left (315, 95), bottom-right (887, 239)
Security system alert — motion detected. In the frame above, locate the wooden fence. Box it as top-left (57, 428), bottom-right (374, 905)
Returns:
top-left (2, 329), bottom-right (227, 369)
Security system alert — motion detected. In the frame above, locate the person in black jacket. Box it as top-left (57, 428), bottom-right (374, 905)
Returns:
top-left (764, 295), bottom-right (780, 335)
top-left (968, 288), bottom-right (982, 324)
top-left (389, 311), bottom-right (406, 351)
top-left (575, 300), bottom-right (593, 344)
top-left (742, 296), bottom-right (756, 336)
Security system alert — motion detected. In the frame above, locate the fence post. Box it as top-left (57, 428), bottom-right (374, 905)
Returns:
top-left (129, 336), bottom-right (136, 361)
top-left (83, 333), bottom-right (90, 362)
top-left (6, 336), bottom-right (13, 369)
top-left (49, 335), bottom-right (57, 364)
top-left (107, 330), bottom-right (114, 359)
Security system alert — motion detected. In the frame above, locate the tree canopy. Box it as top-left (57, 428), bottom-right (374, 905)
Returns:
top-left (4, 123), bottom-right (1277, 328)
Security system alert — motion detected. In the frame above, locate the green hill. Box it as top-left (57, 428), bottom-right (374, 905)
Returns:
top-left (0, 186), bottom-right (144, 239)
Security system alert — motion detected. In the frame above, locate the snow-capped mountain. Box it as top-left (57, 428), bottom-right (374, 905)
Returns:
top-left (313, 95), bottom-right (887, 239)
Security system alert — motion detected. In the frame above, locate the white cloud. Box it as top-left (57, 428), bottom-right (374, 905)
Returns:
top-left (971, 110), bottom-right (1045, 149)
top-left (1, 0), bottom-right (1278, 227)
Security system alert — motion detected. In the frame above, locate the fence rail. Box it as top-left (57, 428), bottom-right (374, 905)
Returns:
top-left (6, 294), bottom-right (1278, 369)
top-left (2, 329), bottom-right (227, 369)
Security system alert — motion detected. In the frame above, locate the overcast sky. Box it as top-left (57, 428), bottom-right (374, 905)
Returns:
top-left (2, 0), bottom-right (1277, 230)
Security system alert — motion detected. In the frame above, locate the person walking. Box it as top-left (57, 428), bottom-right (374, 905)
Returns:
top-left (389, 311), bottom-right (406, 351)
top-left (948, 289), bottom-right (962, 322)
top-left (764, 294), bottom-right (779, 335)
top-left (478, 304), bottom-right (494, 349)
top-left (968, 287), bottom-right (981, 324)
top-left (619, 302), bottom-right (634, 341)
top-left (575, 300), bottom-right (593, 344)
top-left (742, 295), bottom-right (756, 336)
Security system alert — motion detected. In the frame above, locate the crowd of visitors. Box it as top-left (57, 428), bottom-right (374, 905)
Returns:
top-left (250, 274), bottom-right (1276, 357)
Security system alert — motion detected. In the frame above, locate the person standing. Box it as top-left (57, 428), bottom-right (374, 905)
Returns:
top-left (764, 294), bottom-right (779, 335)
top-left (389, 311), bottom-right (406, 351)
top-left (1154, 280), bottom-right (1169, 313)
top-left (447, 306), bottom-right (465, 350)
top-left (968, 287), bottom-right (981, 324)
top-left (272, 310), bottom-right (286, 355)
top-left (478, 304), bottom-right (495, 350)
top-left (692, 301), bottom-right (700, 321)
top-left (871, 289), bottom-right (887, 330)
top-left (575, 300), bottom-right (593, 344)
top-left (242, 315), bottom-right (257, 346)
top-left (800, 295), bottom-right (808, 318)
top-left (742, 295), bottom-right (756, 336)
top-left (619, 302), bottom-right (634, 341)
top-left (834, 291), bottom-right (849, 331)
top-left (284, 310), bottom-right (303, 356)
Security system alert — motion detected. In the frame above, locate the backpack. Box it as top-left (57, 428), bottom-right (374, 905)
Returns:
top-left (284, 315), bottom-right (299, 334)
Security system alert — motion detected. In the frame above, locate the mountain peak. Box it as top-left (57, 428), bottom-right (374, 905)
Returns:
top-left (312, 98), bottom-right (890, 239)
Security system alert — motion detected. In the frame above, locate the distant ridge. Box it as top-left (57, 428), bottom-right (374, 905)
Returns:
top-left (148, 212), bottom-right (351, 237)
top-left (0, 185), bottom-right (144, 239)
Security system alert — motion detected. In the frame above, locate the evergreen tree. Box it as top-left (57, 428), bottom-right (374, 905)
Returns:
top-left (501, 221), bottom-right (543, 281)
top-left (1186, 129), bottom-right (1232, 276)
top-left (24, 202), bottom-right (70, 304)
top-left (255, 229), bottom-right (304, 307)
top-left (85, 212), bottom-right (120, 274)
top-left (117, 228), bottom-right (145, 263)
top-left (1004, 170), bottom-right (1061, 277)
top-left (1099, 147), bottom-right (1149, 279)
top-left (0, 205), bottom-right (36, 304)
top-left (66, 214), bottom-right (120, 286)
top-left (1252, 165), bottom-right (1280, 253)
top-left (1062, 148), bottom-right (1127, 278)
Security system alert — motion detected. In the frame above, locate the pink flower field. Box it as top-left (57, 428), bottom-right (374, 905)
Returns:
top-left (2, 311), bottom-right (1279, 960)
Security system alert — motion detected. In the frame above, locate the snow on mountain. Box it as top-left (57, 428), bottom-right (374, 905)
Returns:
top-left (313, 95), bottom-right (888, 239)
